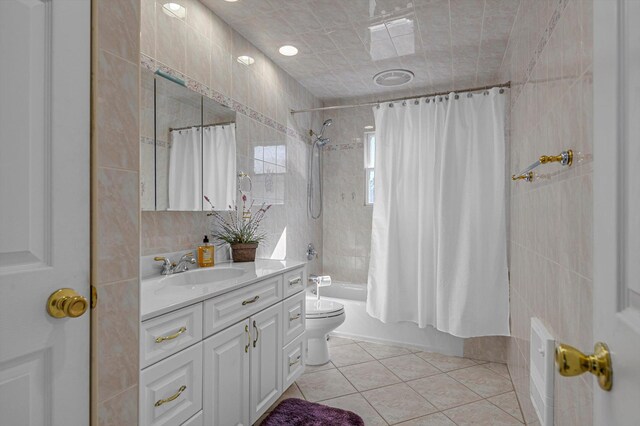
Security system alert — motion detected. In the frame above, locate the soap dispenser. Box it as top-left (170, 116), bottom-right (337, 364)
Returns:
top-left (198, 235), bottom-right (215, 267)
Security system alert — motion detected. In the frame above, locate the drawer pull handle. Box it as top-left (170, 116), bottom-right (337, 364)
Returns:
top-left (289, 277), bottom-right (302, 287)
top-left (253, 320), bottom-right (259, 348)
top-left (289, 355), bottom-right (301, 367)
top-left (245, 324), bottom-right (250, 353)
top-left (289, 313), bottom-right (301, 321)
top-left (154, 385), bottom-right (187, 407)
top-left (155, 326), bottom-right (187, 343)
top-left (242, 295), bottom-right (260, 305)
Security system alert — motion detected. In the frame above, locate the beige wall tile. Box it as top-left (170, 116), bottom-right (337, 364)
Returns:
top-left (500, 0), bottom-right (593, 423)
top-left (96, 168), bottom-right (140, 284)
top-left (97, 0), bottom-right (140, 63)
top-left (96, 279), bottom-right (140, 403)
top-left (98, 385), bottom-right (138, 426)
top-left (96, 51), bottom-right (140, 171)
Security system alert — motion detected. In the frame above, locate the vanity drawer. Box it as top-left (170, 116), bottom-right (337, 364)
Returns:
top-left (282, 291), bottom-right (306, 346)
top-left (282, 333), bottom-right (306, 389)
top-left (182, 411), bottom-right (203, 426)
top-left (283, 266), bottom-right (306, 298)
top-left (204, 275), bottom-right (283, 337)
top-left (141, 303), bottom-right (203, 368)
top-left (140, 342), bottom-right (203, 426)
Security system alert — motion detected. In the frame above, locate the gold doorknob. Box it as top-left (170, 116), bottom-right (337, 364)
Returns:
top-left (555, 342), bottom-right (612, 391)
top-left (47, 288), bottom-right (89, 318)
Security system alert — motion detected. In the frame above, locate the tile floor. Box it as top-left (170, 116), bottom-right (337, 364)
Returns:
top-left (257, 336), bottom-right (525, 426)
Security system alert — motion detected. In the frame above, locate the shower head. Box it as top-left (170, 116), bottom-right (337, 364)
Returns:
top-left (311, 118), bottom-right (333, 146)
top-left (317, 119), bottom-right (333, 137)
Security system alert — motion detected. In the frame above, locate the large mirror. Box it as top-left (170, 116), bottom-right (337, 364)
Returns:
top-left (141, 69), bottom-right (236, 211)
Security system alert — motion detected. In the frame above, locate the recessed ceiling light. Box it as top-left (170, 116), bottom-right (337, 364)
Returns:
top-left (237, 55), bottom-right (255, 66)
top-left (162, 2), bottom-right (186, 19)
top-left (364, 125), bottom-right (374, 130)
top-left (279, 45), bottom-right (298, 56)
top-left (224, 0), bottom-right (239, 2)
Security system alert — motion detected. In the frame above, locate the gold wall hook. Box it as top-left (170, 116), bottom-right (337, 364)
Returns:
top-left (555, 342), bottom-right (612, 391)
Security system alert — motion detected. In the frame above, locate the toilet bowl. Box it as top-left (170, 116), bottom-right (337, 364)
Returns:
top-left (305, 297), bottom-right (346, 366)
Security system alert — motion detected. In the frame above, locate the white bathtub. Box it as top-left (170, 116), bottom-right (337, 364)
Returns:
top-left (308, 282), bottom-right (464, 356)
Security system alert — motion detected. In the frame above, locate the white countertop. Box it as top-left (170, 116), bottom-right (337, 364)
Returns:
top-left (141, 259), bottom-right (306, 321)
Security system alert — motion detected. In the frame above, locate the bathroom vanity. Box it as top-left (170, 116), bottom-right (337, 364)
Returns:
top-left (139, 260), bottom-right (307, 426)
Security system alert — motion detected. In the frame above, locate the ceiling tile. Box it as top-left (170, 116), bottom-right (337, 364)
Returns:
top-left (203, 0), bottom-right (519, 101)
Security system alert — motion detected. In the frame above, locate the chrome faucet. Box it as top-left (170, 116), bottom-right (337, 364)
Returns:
top-left (154, 252), bottom-right (197, 275)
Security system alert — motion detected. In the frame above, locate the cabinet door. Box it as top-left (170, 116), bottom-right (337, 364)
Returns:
top-left (203, 319), bottom-right (250, 426)
top-left (249, 303), bottom-right (283, 424)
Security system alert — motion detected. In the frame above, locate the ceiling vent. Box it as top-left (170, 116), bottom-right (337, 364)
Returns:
top-left (373, 69), bottom-right (414, 87)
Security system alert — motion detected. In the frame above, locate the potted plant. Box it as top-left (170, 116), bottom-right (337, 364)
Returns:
top-left (204, 195), bottom-right (271, 262)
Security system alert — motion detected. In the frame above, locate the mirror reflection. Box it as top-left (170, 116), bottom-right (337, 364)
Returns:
top-left (140, 69), bottom-right (236, 211)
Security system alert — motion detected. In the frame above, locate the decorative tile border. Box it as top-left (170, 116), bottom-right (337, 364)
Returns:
top-left (323, 142), bottom-right (364, 152)
top-left (140, 135), bottom-right (167, 147)
top-left (141, 54), bottom-right (311, 145)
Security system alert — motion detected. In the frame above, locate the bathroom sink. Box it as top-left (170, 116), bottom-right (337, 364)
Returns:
top-left (166, 266), bottom-right (245, 286)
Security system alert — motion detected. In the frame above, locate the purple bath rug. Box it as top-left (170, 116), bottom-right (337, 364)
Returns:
top-left (260, 398), bottom-right (365, 426)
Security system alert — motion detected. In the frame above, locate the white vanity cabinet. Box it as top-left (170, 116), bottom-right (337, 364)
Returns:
top-left (249, 303), bottom-right (283, 424)
top-left (203, 319), bottom-right (251, 426)
top-left (140, 263), bottom-right (307, 426)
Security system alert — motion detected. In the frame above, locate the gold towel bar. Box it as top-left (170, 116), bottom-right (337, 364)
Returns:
top-left (512, 149), bottom-right (573, 182)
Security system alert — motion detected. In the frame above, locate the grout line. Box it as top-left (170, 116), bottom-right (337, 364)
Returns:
top-left (295, 345), bottom-right (524, 425)
top-left (485, 396), bottom-right (526, 424)
top-left (474, 0), bottom-right (488, 86)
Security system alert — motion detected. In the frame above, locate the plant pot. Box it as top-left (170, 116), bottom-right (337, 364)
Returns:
top-left (230, 243), bottom-right (258, 262)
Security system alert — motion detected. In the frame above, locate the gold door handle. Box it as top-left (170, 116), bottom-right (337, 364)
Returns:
top-left (245, 324), bottom-right (250, 353)
top-left (242, 295), bottom-right (259, 305)
top-left (289, 355), bottom-right (301, 367)
top-left (555, 342), bottom-right (612, 391)
top-left (47, 288), bottom-right (89, 318)
top-left (154, 385), bottom-right (187, 407)
top-left (253, 320), bottom-right (259, 348)
top-left (289, 313), bottom-right (301, 321)
top-left (289, 277), bottom-right (302, 286)
top-left (155, 326), bottom-right (187, 343)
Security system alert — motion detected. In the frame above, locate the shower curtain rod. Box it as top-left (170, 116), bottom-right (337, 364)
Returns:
top-left (290, 81), bottom-right (511, 114)
top-left (169, 120), bottom-right (236, 132)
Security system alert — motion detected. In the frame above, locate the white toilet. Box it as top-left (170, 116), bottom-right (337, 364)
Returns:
top-left (305, 297), bottom-right (346, 366)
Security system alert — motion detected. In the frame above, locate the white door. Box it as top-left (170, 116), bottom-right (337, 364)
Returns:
top-left (0, 1), bottom-right (90, 425)
top-left (593, 1), bottom-right (640, 424)
top-left (249, 303), bottom-right (283, 424)
top-left (204, 319), bottom-right (251, 426)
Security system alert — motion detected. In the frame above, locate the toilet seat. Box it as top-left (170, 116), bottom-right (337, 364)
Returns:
top-left (306, 298), bottom-right (345, 319)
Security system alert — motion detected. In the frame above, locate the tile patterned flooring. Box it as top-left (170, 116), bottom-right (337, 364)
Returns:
top-left (257, 336), bottom-right (525, 425)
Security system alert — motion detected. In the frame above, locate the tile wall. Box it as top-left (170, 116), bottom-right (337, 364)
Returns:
top-left (140, 0), bottom-right (324, 272)
top-left (321, 106), bottom-right (375, 284)
top-left (91, 0), bottom-right (141, 424)
top-left (501, 0), bottom-right (593, 424)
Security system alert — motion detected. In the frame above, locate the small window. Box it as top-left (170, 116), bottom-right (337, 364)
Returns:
top-left (364, 132), bottom-right (375, 205)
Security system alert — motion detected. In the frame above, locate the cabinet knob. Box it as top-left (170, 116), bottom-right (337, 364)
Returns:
top-left (46, 288), bottom-right (88, 318)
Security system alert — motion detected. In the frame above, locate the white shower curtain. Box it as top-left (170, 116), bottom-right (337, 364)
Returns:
top-left (168, 125), bottom-right (236, 211)
top-left (168, 127), bottom-right (202, 210)
top-left (367, 89), bottom-right (510, 338)
top-left (203, 125), bottom-right (236, 209)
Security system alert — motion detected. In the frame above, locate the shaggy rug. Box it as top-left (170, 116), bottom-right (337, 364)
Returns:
top-left (260, 398), bottom-right (365, 426)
